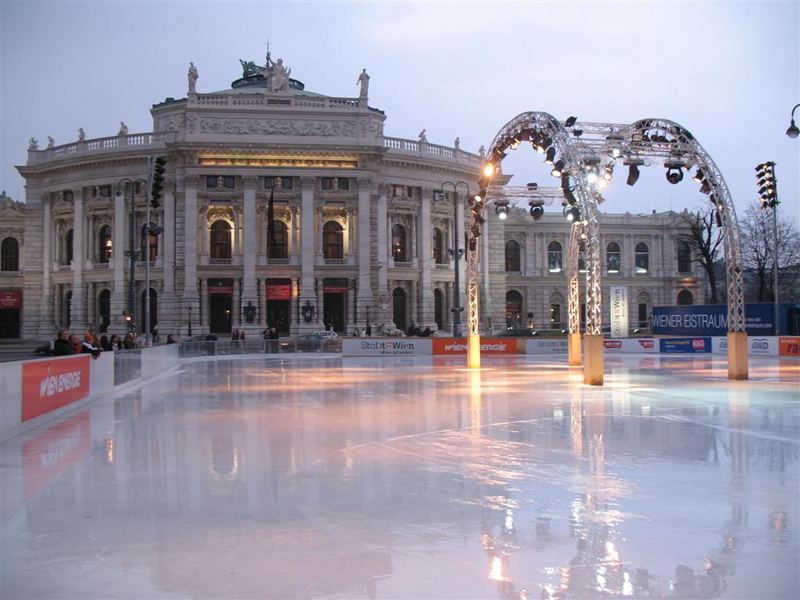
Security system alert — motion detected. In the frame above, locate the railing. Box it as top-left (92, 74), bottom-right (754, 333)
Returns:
top-left (324, 258), bottom-right (348, 265)
top-left (435, 263), bottom-right (450, 270)
top-left (178, 338), bottom-right (341, 357)
top-left (383, 136), bottom-right (483, 166)
top-left (29, 133), bottom-right (165, 165)
top-left (195, 94), bottom-right (361, 111)
top-left (266, 257), bottom-right (291, 265)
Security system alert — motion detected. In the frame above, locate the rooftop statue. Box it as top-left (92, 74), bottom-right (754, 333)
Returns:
top-left (239, 59), bottom-right (260, 78)
top-left (265, 51), bottom-right (291, 93)
top-left (47, 136), bottom-right (55, 149)
top-left (28, 137), bottom-right (38, 151)
top-left (78, 128), bottom-right (86, 141)
top-left (188, 62), bottom-right (198, 93)
top-left (118, 122), bottom-right (128, 136)
top-left (357, 68), bottom-right (369, 99)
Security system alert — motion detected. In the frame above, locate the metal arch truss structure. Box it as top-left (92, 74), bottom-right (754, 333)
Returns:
top-left (472, 112), bottom-right (747, 378)
top-left (567, 220), bottom-right (586, 334)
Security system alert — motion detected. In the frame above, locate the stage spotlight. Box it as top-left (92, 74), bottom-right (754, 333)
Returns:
top-left (626, 164), bottom-right (640, 186)
top-left (692, 168), bottom-right (705, 183)
top-left (551, 160), bottom-right (565, 178)
top-left (666, 167), bottom-right (683, 184)
top-left (544, 147), bottom-right (557, 164)
top-left (495, 204), bottom-right (509, 220)
top-left (483, 163), bottom-right (496, 177)
top-left (564, 205), bottom-right (581, 223)
top-left (565, 116), bottom-right (577, 127)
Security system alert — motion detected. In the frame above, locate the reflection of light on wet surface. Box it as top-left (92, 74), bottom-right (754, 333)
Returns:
top-left (0, 354), bottom-right (798, 599)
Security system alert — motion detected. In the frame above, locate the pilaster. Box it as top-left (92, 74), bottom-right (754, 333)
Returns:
top-left (299, 177), bottom-right (320, 330)
top-left (70, 187), bottom-right (87, 331)
top-left (356, 178), bottom-right (373, 327)
top-left (418, 188), bottom-right (435, 329)
top-left (182, 175), bottom-right (199, 336)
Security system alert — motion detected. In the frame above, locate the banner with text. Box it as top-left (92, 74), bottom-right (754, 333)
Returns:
top-left (609, 286), bottom-right (629, 339)
top-left (432, 338), bottom-right (517, 355)
top-left (342, 338), bottom-right (432, 356)
top-left (652, 303), bottom-right (774, 336)
top-left (22, 355), bottom-right (91, 422)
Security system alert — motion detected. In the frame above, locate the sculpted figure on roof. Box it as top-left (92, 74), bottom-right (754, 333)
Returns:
top-left (265, 52), bottom-right (291, 93)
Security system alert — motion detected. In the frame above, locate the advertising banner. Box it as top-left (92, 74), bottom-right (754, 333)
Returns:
top-left (652, 303), bottom-right (774, 336)
top-left (432, 338), bottom-right (516, 355)
top-left (22, 411), bottom-right (91, 500)
top-left (609, 286), bottom-right (628, 339)
top-left (779, 337), bottom-right (800, 357)
top-left (525, 339), bottom-right (568, 354)
top-left (342, 338), bottom-right (432, 356)
top-left (659, 337), bottom-right (712, 354)
top-left (22, 355), bottom-right (91, 421)
top-left (603, 338), bottom-right (659, 353)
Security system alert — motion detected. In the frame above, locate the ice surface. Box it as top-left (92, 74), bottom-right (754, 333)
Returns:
top-left (1, 354), bottom-right (798, 599)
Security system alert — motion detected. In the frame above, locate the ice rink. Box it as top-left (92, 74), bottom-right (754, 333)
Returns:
top-left (1, 353), bottom-right (798, 599)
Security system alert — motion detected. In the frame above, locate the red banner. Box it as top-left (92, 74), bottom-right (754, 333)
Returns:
top-left (22, 411), bottom-right (91, 500)
top-left (22, 356), bottom-right (91, 422)
top-left (266, 285), bottom-right (291, 301)
top-left (208, 285), bottom-right (233, 295)
top-left (432, 338), bottom-right (517, 355)
top-left (0, 290), bottom-right (21, 309)
top-left (779, 337), bottom-right (799, 357)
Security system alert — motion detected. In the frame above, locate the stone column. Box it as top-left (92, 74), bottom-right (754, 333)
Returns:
top-left (241, 176), bottom-right (259, 333)
top-left (159, 183), bottom-right (176, 335)
top-left (71, 187), bottom-right (87, 331)
top-left (376, 190), bottom-right (391, 327)
top-left (111, 189), bottom-right (127, 333)
top-left (183, 176), bottom-right (200, 336)
top-left (40, 192), bottom-right (53, 336)
top-left (418, 188), bottom-right (435, 329)
top-left (299, 177), bottom-right (319, 331)
top-left (356, 178), bottom-right (372, 328)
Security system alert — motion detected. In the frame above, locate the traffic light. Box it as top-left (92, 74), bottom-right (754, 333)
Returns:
top-left (151, 156), bottom-right (167, 209)
top-left (755, 162), bottom-right (777, 209)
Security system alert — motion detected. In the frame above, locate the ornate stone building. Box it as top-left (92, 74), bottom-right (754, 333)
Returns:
top-left (0, 57), bottom-right (702, 339)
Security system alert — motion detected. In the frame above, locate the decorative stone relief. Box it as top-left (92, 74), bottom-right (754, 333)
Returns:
top-left (207, 207), bottom-right (234, 224)
top-left (199, 118), bottom-right (357, 137)
top-left (322, 206), bottom-right (349, 222)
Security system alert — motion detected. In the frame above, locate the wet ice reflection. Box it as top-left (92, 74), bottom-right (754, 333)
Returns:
top-left (0, 354), bottom-right (798, 599)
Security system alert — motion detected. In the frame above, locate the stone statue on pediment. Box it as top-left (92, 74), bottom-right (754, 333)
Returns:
top-left (28, 138), bottom-right (38, 151)
top-left (239, 59), bottom-right (259, 78)
top-left (357, 68), bottom-right (369, 99)
top-left (418, 129), bottom-right (427, 143)
top-left (78, 128), bottom-right (86, 141)
top-left (118, 122), bottom-right (128, 136)
top-left (265, 52), bottom-right (291, 93)
top-left (188, 62), bottom-right (198, 93)
top-left (47, 136), bottom-right (55, 149)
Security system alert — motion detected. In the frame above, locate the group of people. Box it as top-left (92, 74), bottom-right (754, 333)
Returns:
top-left (47, 325), bottom-right (178, 358)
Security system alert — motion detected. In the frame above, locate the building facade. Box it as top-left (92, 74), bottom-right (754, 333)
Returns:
top-left (0, 58), bottom-right (703, 340)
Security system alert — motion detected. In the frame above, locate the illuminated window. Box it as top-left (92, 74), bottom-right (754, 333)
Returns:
top-left (392, 224), bottom-right (407, 262)
top-left (323, 221), bottom-right (344, 259)
top-left (268, 221), bottom-right (288, 258)
top-left (140, 223), bottom-right (158, 262)
top-left (210, 220), bottom-right (232, 259)
top-left (98, 226), bottom-right (112, 262)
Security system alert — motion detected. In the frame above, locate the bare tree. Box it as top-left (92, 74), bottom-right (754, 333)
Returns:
top-left (738, 205), bottom-right (800, 302)
top-left (678, 208), bottom-right (724, 303)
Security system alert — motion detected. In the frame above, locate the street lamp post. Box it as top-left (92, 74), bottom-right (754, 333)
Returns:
top-left (187, 305), bottom-right (193, 337)
top-left (116, 177), bottom-right (146, 332)
top-left (441, 181), bottom-right (468, 337)
top-left (786, 104), bottom-right (800, 138)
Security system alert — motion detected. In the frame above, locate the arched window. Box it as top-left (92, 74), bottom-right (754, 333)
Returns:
top-left (549, 294), bottom-right (563, 329)
top-left (607, 242), bottom-right (621, 273)
top-left (433, 228), bottom-right (444, 264)
top-left (677, 289), bottom-right (694, 305)
top-left (98, 225), bottom-right (112, 262)
top-left (62, 229), bottom-right (73, 266)
top-left (392, 224), bottom-right (407, 263)
top-left (578, 241), bottom-right (587, 273)
top-left (505, 240), bottom-right (521, 272)
top-left (268, 221), bottom-right (288, 259)
top-left (548, 241), bottom-right (562, 273)
top-left (1, 237), bottom-right (19, 271)
top-left (323, 221), bottom-right (344, 260)
top-left (210, 220), bottom-right (232, 259)
top-left (677, 241), bottom-right (691, 273)
top-left (505, 290), bottom-right (523, 328)
top-left (635, 242), bottom-right (649, 273)
top-left (636, 292), bottom-right (651, 329)
top-left (141, 223), bottom-right (159, 262)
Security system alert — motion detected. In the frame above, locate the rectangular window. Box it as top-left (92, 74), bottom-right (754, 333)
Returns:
top-left (391, 184), bottom-right (408, 198)
top-left (223, 176), bottom-right (235, 189)
top-left (607, 252), bottom-right (620, 273)
top-left (98, 185), bottom-right (111, 197)
top-left (321, 178), bottom-right (334, 190)
top-left (207, 176), bottom-right (218, 189)
top-left (337, 178), bottom-right (349, 191)
top-left (265, 176), bottom-right (292, 190)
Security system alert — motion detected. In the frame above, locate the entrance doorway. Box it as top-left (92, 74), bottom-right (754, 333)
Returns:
top-left (434, 288), bottom-right (443, 331)
top-left (208, 278), bottom-right (234, 334)
top-left (323, 294), bottom-right (345, 332)
top-left (265, 279), bottom-right (292, 333)
top-left (98, 289), bottom-right (111, 333)
top-left (393, 287), bottom-right (407, 332)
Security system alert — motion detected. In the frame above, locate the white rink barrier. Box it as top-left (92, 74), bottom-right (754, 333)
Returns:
top-left (0, 345), bottom-right (179, 442)
top-left (603, 338), bottom-right (659, 353)
top-left (712, 336), bottom-right (779, 356)
top-left (342, 338), bottom-right (432, 356)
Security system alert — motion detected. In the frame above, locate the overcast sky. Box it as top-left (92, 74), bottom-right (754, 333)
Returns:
top-left (1, 1), bottom-right (798, 224)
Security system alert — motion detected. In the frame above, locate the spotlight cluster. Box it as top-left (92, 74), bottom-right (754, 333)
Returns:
top-left (755, 162), bottom-right (778, 209)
